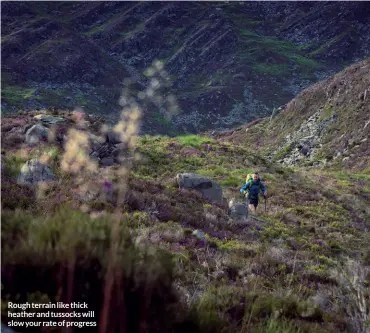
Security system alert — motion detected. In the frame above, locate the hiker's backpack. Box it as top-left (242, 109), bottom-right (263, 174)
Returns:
top-left (246, 174), bottom-right (254, 183)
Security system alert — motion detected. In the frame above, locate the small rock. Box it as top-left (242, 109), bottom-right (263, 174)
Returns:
top-left (299, 144), bottom-right (310, 156)
top-left (192, 229), bottom-right (206, 242)
top-left (348, 139), bottom-right (355, 147)
top-left (115, 143), bottom-right (128, 150)
top-left (106, 131), bottom-right (122, 144)
top-left (89, 134), bottom-right (104, 151)
top-left (111, 148), bottom-right (119, 157)
top-left (100, 157), bottom-right (114, 166)
top-left (78, 183), bottom-right (100, 203)
top-left (25, 124), bottom-right (49, 144)
top-left (228, 199), bottom-right (248, 220)
top-left (90, 151), bottom-right (100, 162)
top-left (17, 159), bottom-right (58, 185)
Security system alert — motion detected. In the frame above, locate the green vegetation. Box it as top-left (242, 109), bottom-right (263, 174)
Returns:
top-left (272, 143), bottom-right (294, 161)
top-left (319, 103), bottom-right (334, 121)
top-left (253, 63), bottom-right (290, 76)
top-left (310, 31), bottom-right (349, 57)
top-left (237, 29), bottom-right (317, 77)
top-left (177, 135), bottom-right (214, 148)
top-left (1, 85), bottom-right (36, 108)
top-left (75, 93), bottom-right (90, 106)
top-left (152, 112), bottom-right (171, 126)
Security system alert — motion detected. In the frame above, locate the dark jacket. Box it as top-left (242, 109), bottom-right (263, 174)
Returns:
top-left (240, 179), bottom-right (267, 199)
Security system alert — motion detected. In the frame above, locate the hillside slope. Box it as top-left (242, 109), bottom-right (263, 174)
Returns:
top-left (2, 2), bottom-right (370, 134)
top-left (211, 57), bottom-right (370, 171)
top-left (1, 106), bottom-right (369, 332)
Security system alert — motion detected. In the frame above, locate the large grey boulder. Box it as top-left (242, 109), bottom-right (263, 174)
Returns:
top-left (17, 159), bottom-right (58, 186)
top-left (176, 173), bottom-right (223, 203)
top-left (228, 198), bottom-right (248, 220)
top-left (25, 124), bottom-right (49, 144)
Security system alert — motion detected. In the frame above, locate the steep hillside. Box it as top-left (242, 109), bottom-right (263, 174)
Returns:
top-left (211, 58), bottom-right (370, 171)
top-left (2, 2), bottom-right (370, 134)
top-left (1, 108), bottom-right (369, 332)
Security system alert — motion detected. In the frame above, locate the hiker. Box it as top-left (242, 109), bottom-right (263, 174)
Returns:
top-left (240, 172), bottom-right (267, 213)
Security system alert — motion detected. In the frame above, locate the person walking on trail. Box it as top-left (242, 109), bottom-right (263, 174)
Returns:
top-left (240, 172), bottom-right (267, 213)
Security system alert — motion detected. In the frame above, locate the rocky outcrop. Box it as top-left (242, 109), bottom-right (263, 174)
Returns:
top-left (272, 109), bottom-right (337, 166)
top-left (176, 173), bottom-right (223, 203)
top-left (87, 132), bottom-right (129, 166)
top-left (17, 159), bottom-right (58, 185)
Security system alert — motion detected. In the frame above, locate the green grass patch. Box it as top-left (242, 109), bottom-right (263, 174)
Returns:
top-left (319, 103), bottom-right (334, 121)
top-left (238, 29), bottom-right (317, 76)
top-left (2, 85), bottom-right (36, 108)
top-left (219, 176), bottom-right (241, 187)
top-left (273, 143), bottom-right (295, 161)
top-left (253, 63), bottom-right (290, 76)
top-left (333, 171), bottom-right (370, 182)
top-left (176, 135), bottom-right (214, 148)
top-left (152, 112), bottom-right (170, 126)
top-left (309, 31), bottom-right (349, 57)
top-left (196, 166), bottom-right (228, 177)
top-left (3, 153), bottom-right (29, 178)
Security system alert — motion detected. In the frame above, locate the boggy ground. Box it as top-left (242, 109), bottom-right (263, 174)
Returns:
top-left (1, 111), bottom-right (369, 333)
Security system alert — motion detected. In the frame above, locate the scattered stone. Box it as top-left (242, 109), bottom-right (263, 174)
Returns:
top-left (228, 199), bottom-right (248, 220)
top-left (271, 110), bottom-right (337, 166)
top-left (100, 157), bottom-right (114, 166)
top-left (89, 134), bottom-right (104, 151)
top-left (192, 229), bottom-right (206, 241)
top-left (176, 173), bottom-right (223, 203)
top-left (90, 151), bottom-right (100, 162)
top-left (348, 139), bottom-right (355, 147)
top-left (17, 159), bottom-right (58, 185)
top-left (299, 144), bottom-right (310, 156)
top-left (115, 143), bottom-right (128, 151)
top-left (78, 183), bottom-right (100, 203)
top-left (106, 131), bottom-right (122, 144)
top-left (310, 293), bottom-right (331, 311)
top-left (25, 124), bottom-right (49, 144)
